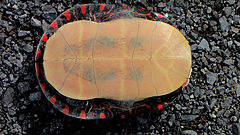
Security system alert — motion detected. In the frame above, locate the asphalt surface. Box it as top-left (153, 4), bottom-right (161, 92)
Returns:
top-left (0, 0), bottom-right (240, 134)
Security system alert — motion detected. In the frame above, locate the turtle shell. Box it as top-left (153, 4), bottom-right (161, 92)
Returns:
top-left (35, 4), bottom-right (192, 119)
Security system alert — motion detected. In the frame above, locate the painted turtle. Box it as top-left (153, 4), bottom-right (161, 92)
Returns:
top-left (35, 4), bottom-right (192, 119)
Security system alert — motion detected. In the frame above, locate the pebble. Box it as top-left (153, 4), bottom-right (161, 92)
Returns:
top-left (23, 44), bottom-right (33, 53)
top-left (223, 7), bottom-right (232, 17)
top-left (17, 82), bottom-right (31, 93)
top-left (198, 38), bottom-right (210, 51)
top-left (224, 110), bottom-right (231, 118)
top-left (18, 30), bottom-right (29, 37)
top-left (191, 44), bottom-right (198, 51)
top-left (206, 72), bottom-right (218, 85)
top-left (219, 16), bottom-right (230, 32)
top-left (230, 116), bottom-right (238, 122)
top-left (42, 7), bottom-right (57, 22)
top-left (221, 97), bottom-right (232, 109)
top-left (181, 115), bottom-right (199, 122)
top-left (175, 104), bottom-right (182, 111)
top-left (235, 85), bottom-right (240, 97)
top-left (31, 17), bottom-right (41, 27)
top-left (181, 130), bottom-right (197, 135)
top-left (227, 0), bottom-right (235, 5)
top-left (2, 87), bottom-right (14, 106)
top-left (29, 92), bottom-right (41, 101)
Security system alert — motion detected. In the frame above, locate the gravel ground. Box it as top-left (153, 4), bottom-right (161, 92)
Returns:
top-left (0, 0), bottom-right (240, 134)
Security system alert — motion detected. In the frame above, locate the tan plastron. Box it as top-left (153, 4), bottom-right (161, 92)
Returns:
top-left (43, 18), bottom-right (192, 101)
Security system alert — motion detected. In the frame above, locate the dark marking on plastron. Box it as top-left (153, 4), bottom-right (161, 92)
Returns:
top-left (82, 66), bottom-right (95, 83)
top-left (97, 36), bottom-right (115, 47)
top-left (96, 70), bottom-right (116, 81)
top-left (63, 59), bottom-right (74, 74)
top-left (64, 44), bottom-right (81, 55)
top-left (83, 38), bottom-right (95, 52)
top-left (130, 37), bottom-right (143, 47)
top-left (129, 68), bottom-right (143, 82)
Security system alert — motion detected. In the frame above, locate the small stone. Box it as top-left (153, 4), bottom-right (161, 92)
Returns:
top-left (207, 7), bottom-right (212, 14)
top-left (233, 15), bottom-right (240, 24)
top-left (231, 26), bottom-right (239, 33)
top-left (31, 17), bottom-right (41, 27)
top-left (2, 87), bottom-right (14, 106)
top-left (227, 0), bottom-right (235, 5)
top-left (174, 0), bottom-right (185, 8)
top-left (149, 125), bottom-right (155, 130)
top-left (212, 10), bottom-right (219, 19)
top-left (0, 33), bottom-right (6, 46)
top-left (23, 44), bottom-right (33, 53)
top-left (235, 85), bottom-right (240, 97)
top-left (42, 8), bottom-right (57, 22)
top-left (210, 58), bottom-right (216, 62)
top-left (18, 82), bottom-right (31, 93)
top-left (223, 59), bottom-right (234, 66)
top-left (210, 99), bottom-right (217, 109)
top-left (198, 38), bottom-right (210, 51)
top-left (181, 115), bottom-right (199, 122)
top-left (190, 32), bottom-right (198, 40)
top-left (210, 21), bottom-right (217, 26)
top-left (223, 7), bottom-right (232, 17)
top-left (175, 104), bottom-right (182, 110)
top-left (211, 114), bottom-right (216, 118)
top-left (137, 132), bottom-right (142, 135)
top-left (221, 97), bottom-right (232, 109)
top-left (29, 91), bottom-right (41, 101)
top-left (235, 40), bottom-right (240, 48)
top-left (158, 2), bottom-right (166, 8)
top-left (194, 88), bottom-right (204, 98)
top-left (233, 123), bottom-right (240, 135)
top-left (18, 30), bottom-right (29, 37)
top-left (230, 116), bottom-right (238, 122)
top-left (217, 118), bottom-right (225, 126)
top-left (224, 110), bottom-right (231, 117)
top-left (191, 44), bottom-right (198, 51)
top-left (206, 72), bottom-right (218, 85)
top-left (219, 16), bottom-right (230, 32)
top-left (182, 130), bottom-right (197, 135)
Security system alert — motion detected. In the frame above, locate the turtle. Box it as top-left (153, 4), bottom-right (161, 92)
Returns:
top-left (35, 3), bottom-right (192, 119)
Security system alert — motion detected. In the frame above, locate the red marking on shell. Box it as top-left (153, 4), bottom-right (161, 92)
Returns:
top-left (42, 34), bottom-right (48, 42)
top-left (100, 4), bottom-right (105, 11)
top-left (62, 105), bottom-right (69, 114)
top-left (106, 9), bottom-right (112, 14)
top-left (121, 115), bottom-right (126, 118)
top-left (158, 13), bottom-right (163, 19)
top-left (49, 95), bottom-right (56, 104)
top-left (140, 113), bottom-right (145, 116)
top-left (122, 4), bottom-right (127, 7)
top-left (50, 20), bottom-right (58, 29)
top-left (35, 63), bottom-right (40, 75)
top-left (100, 112), bottom-right (105, 119)
top-left (35, 49), bottom-right (41, 59)
top-left (80, 5), bottom-right (86, 15)
top-left (80, 110), bottom-right (86, 119)
top-left (63, 10), bottom-right (71, 20)
top-left (182, 79), bottom-right (189, 87)
top-left (40, 83), bottom-right (46, 91)
top-left (172, 25), bottom-right (176, 28)
top-left (158, 104), bottom-right (163, 110)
